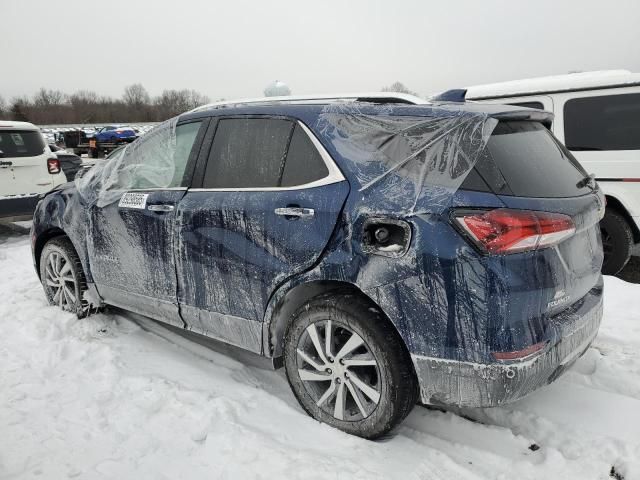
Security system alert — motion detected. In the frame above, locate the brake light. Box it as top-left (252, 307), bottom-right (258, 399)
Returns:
top-left (454, 209), bottom-right (575, 254)
top-left (47, 158), bottom-right (61, 174)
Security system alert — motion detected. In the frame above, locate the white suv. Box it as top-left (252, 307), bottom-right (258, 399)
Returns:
top-left (0, 121), bottom-right (67, 221)
top-left (466, 70), bottom-right (640, 275)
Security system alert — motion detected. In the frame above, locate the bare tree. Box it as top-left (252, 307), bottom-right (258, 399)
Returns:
top-left (381, 81), bottom-right (418, 97)
top-left (0, 95), bottom-right (5, 118)
top-left (187, 90), bottom-right (210, 109)
top-left (10, 97), bottom-right (31, 122)
top-left (154, 89), bottom-right (211, 118)
top-left (69, 90), bottom-right (100, 122)
top-left (123, 83), bottom-right (151, 108)
top-left (4, 85), bottom-right (212, 123)
top-left (32, 88), bottom-right (67, 108)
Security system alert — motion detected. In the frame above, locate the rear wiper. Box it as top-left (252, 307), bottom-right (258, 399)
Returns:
top-left (569, 147), bottom-right (603, 151)
top-left (576, 173), bottom-right (596, 189)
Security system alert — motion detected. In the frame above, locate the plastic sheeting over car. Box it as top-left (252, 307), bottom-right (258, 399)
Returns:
top-left (315, 104), bottom-right (499, 215)
top-left (75, 118), bottom-right (179, 207)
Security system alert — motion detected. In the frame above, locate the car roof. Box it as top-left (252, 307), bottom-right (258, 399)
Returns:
top-left (179, 97), bottom-right (552, 125)
top-left (466, 69), bottom-right (640, 100)
top-left (0, 120), bottom-right (39, 131)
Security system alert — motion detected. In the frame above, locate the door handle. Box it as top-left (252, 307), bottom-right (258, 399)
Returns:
top-left (147, 204), bottom-right (175, 212)
top-left (275, 207), bottom-right (315, 218)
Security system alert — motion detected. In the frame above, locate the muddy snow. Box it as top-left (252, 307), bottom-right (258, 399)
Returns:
top-left (1, 225), bottom-right (639, 479)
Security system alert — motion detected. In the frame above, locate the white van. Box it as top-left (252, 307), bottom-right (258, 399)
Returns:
top-left (0, 121), bottom-right (67, 221)
top-left (466, 70), bottom-right (640, 275)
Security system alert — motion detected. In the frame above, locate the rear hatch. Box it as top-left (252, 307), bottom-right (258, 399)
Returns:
top-left (458, 119), bottom-right (604, 321)
top-left (0, 129), bottom-right (55, 196)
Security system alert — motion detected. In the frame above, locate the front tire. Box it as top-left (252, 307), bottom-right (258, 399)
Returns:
top-left (600, 208), bottom-right (634, 275)
top-left (284, 293), bottom-right (418, 439)
top-left (40, 236), bottom-right (90, 318)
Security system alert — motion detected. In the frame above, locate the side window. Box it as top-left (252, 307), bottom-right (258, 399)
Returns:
top-left (280, 125), bottom-right (329, 187)
top-left (171, 122), bottom-right (202, 186)
top-left (507, 101), bottom-right (544, 110)
top-left (128, 120), bottom-right (203, 189)
top-left (564, 93), bottom-right (640, 151)
top-left (203, 118), bottom-right (294, 188)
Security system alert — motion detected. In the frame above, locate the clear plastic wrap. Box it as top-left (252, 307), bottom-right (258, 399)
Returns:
top-left (75, 118), bottom-right (179, 207)
top-left (316, 104), bottom-right (498, 214)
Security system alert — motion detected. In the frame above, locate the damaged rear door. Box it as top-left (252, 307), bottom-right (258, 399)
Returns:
top-left (176, 116), bottom-right (349, 352)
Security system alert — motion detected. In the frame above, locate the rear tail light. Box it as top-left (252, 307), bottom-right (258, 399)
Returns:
top-left (47, 158), bottom-right (61, 174)
top-left (492, 341), bottom-right (547, 361)
top-left (454, 208), bottom-right (575, 254)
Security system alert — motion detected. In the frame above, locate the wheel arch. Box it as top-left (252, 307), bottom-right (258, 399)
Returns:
top-left (605, 194), bottom-right (640, 243)
top-left (34, 227), bottom-right (67, 279)
top-left (263, 279), bottom-right (411, 364)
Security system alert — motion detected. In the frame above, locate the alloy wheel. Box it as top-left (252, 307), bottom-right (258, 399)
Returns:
top-left (44, 251), bottom-right (77, 311)
top-left (296, 320), bottom-right (381, 421)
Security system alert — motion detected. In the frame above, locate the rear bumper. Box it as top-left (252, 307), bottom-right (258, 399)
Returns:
top-left (0, 194), bottom-right (40, 220)
top-left (412, 283), bottom-right (603, 408)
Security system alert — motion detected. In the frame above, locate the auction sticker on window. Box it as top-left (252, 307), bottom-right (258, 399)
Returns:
top-left (118, 192), bottom-right (149, 209)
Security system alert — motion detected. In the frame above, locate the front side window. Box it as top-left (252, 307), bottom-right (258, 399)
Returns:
top-left (564, 93), bottom-right (640, 151)
top-left (128, 121), bottom-right (203, 189)
top-left (202, 118), bottom-right (331, 189)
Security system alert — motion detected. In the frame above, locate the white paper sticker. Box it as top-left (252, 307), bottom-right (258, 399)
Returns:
top-left (118, 192), bottom-right (149, 209)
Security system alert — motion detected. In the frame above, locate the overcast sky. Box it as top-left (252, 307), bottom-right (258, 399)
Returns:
top-left (2, 0), bottom-right (639, 101)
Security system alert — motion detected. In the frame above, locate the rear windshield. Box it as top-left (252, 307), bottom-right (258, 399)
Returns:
top-left (0, 130), bottom-right (46, 157)
top-left (462, 121), bottom-right (592, 198)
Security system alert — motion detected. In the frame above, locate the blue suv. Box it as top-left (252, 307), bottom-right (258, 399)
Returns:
top-left (31, 93), bottom-right (605, 438)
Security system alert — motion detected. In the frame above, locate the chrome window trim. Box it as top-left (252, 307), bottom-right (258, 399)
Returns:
top-left (189, 120), bottom-right (346, 192)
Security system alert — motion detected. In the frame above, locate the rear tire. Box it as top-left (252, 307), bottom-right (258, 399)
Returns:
top-left (40, 236), bottom-right (90, 318)
top-left (600, 208), bottom-right (634, 276)
top-left (284, 293), bottom-right (418, 439)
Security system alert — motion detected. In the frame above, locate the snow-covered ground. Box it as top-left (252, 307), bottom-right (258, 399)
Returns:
top-left (1, 225), bottom-right (640, 480)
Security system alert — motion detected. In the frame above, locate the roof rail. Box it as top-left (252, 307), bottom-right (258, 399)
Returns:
top-left (189, 92), bottom-right (427, 113)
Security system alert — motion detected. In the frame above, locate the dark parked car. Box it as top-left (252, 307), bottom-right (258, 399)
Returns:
top-left (48, 144), bottom-right (84, 180)
top-left (31, 93), bottom-right (605, 438)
